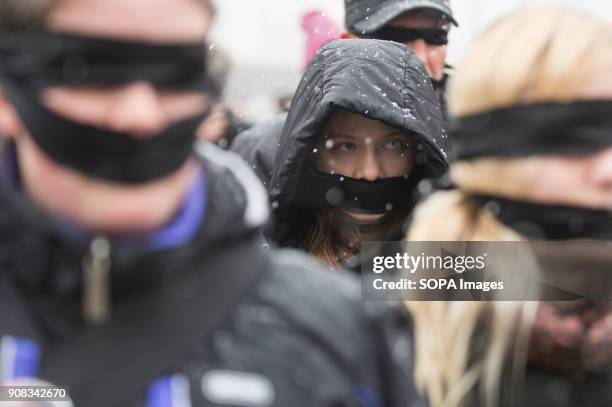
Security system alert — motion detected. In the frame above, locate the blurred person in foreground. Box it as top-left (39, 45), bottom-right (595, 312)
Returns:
top-left (268, 39), bottom-right (449, 266)
top-left (231, 0), bottom-right (458, 188)
top-left (0, 0), bottom-right (422, 405)
top-left (405, 8), bottom-right (612, 407)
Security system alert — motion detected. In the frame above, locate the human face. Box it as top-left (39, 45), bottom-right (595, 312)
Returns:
top-left (0, 0), bottom-right (212, 234)
top-left (527, 148), bottom-right (612, 210)
top-left (388, 9), bottom-right (449, 81)
top-left (459, 64), bottom-right (612, 211)
top-left (316, 111), bottom-right (416, 222)
top-left (527, 64), bottom-right (612, 210)
top-left (41, 0), bottom-right (211, 133)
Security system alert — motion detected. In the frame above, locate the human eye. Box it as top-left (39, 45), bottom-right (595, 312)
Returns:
top-left (383, 139), bottom-right (407, 151)
top-left (335, 142), bottom-right (356, 152)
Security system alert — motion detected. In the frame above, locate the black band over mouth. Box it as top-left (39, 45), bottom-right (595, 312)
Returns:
top-left (0, 29), bottom-right (212, 184)
top-left (2, 79), bottom-right (209, 184)
top-left (296, 162), bottom-right (423, 214)
top-left (473, 194), bottom-right (612, 240)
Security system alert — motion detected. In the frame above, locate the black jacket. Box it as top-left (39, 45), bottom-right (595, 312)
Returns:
top-left (230, 112), bottom-right (288, 188)
top-left (0, 142), bottom-right (424, 407)
top-left (432, 72), bottom-right (450, 126)
top-left (268, 39), bottom-right (450, 247)
top-left (520, 367), bottom-right (612, 407)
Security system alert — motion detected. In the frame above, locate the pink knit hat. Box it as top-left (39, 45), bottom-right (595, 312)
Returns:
top-left (301, 10), bottom-right (341, 68)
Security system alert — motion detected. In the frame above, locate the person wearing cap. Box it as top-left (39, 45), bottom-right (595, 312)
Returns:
top-left (231, 0), bottom-right (457, 189)
top-left (0, 0), bottom-right (426, 405)
top-left (343, 0), bottom-right (457, 122)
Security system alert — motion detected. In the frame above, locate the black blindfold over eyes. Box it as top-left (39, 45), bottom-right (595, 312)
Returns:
top-left (365, 27), bottom-right (449, 46)
top-left (451, 101), bottom-right (612, 161)
top-left (0, 29), bottom-right (209, 90)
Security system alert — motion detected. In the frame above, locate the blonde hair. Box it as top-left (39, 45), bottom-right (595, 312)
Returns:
top-left (407, 7), bottom-right (612, 407)
top-left (0, 0), bottom-right (216, 28)
top-left (406, 192), bottom-right (536, 407)
top-left (448, 7), bottom-right (612, 117)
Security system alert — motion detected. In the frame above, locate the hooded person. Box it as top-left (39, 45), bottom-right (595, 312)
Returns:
top-left (405, 8), bottom-right (612, 407)
top-left (231, 0), bottom-right (457, 189)
top-left (267, 39), bottom-right (449, 266)
top-left (0, 1), bottom-right (426, 406)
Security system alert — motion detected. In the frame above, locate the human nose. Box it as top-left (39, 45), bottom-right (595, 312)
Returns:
top-left (105, 82), bottom-right (169, 137)
top-left (355, 149), bottom-right (383, 181)
top-left (589, 148), bottom-right (612, 188)
top-left (406, 39), bottom-right (434, 77)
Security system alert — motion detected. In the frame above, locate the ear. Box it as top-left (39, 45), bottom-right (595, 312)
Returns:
top-left (0, 88), bottom-right (24, 141)
top-left (339, 31), bottom-right (358, 40)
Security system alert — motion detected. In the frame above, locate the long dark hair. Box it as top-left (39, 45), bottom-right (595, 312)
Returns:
top-left (304, 207), bottom-right (408, 266)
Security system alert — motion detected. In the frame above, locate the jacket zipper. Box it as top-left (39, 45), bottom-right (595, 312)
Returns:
top-left (82, 237), bottom-right (111, 325)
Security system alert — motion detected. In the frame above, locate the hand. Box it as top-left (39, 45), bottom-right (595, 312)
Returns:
top-left (197, 105), bottom-right (229, 144)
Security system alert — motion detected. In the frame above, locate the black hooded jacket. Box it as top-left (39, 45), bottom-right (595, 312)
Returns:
top-left (432, 72), bottom-right (450, 125)
top-left (268, 39), bottom-right (450, 247)
top-left (0, 143), bottom-right (424, 406)
top-left (230, 112), bottom-right (288, 188)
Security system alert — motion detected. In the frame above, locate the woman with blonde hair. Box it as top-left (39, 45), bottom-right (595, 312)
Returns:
top-left (406, 7), bottom-right (612, 407)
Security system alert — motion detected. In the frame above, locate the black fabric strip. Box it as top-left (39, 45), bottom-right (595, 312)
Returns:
top-left (0, 29), bottom-right (208, 89)
top-left (473, 194), bottom-right (612, 240)
top-left (0, 28), bottom-right (212, 184)
top-left (296, 163), bottom-right (422, 214)
top-left (2, 80), bottom-right (208, 184)
top-left (451, 101), bottom-right (612, 161)
top-left (365, 27), bottom-right (448, 45)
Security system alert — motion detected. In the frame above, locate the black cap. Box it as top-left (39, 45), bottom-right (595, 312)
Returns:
top-left (345, 0), bottom-right (458, 35)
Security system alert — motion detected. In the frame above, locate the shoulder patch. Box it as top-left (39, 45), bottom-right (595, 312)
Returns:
top-left (201, 370), bottom-right (274, 407)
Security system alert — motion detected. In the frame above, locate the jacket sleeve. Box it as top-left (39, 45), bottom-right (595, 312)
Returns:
top-left (361, 302), bottom-right (427, 407)
top-left (230, 113), bottom-right (287, 188)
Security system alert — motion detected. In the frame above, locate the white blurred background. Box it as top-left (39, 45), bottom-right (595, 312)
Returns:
top-left (208, 0), bottom-right (612, 120)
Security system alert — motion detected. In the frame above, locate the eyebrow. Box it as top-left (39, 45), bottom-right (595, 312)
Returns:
top-left (323, 133), bottom-right (358, 139)
top-left (324, 131), bottom-right (408, 139)
top-left (382, 131), bottom-right (407, 138)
